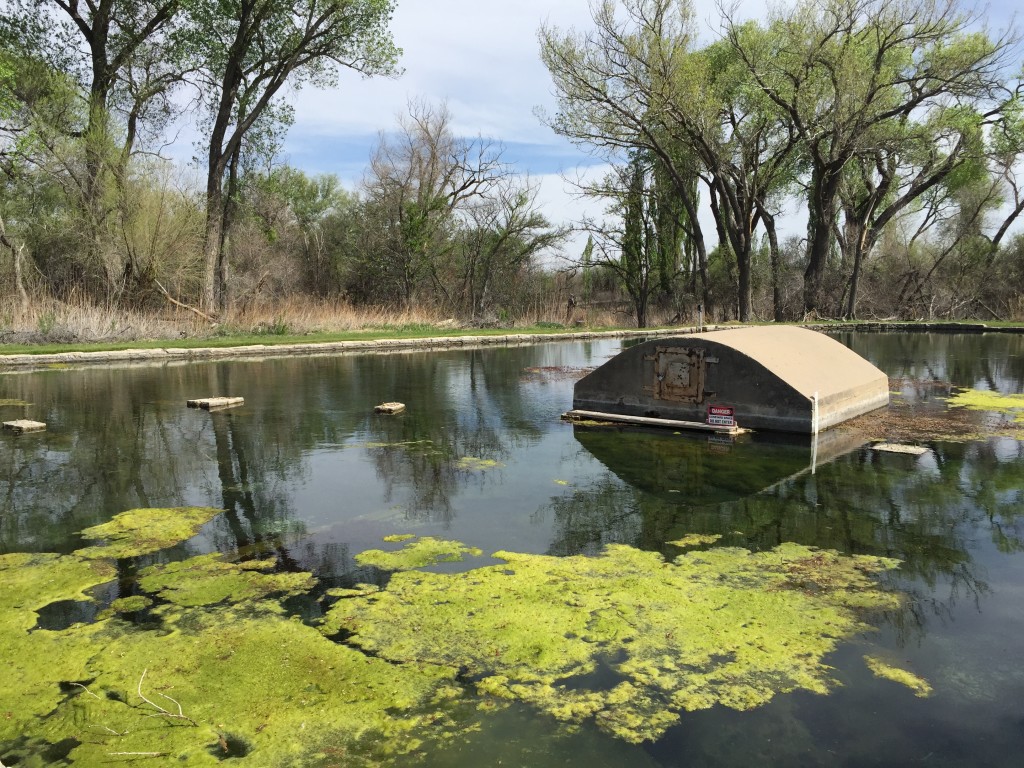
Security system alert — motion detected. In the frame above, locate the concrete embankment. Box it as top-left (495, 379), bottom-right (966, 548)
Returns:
top-left (0, 327), bottom-right (698, 371)
top-left (3, 322), bottom-right (1022, 372)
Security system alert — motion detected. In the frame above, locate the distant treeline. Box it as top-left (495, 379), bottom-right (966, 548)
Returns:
top-left (2, 0), bottom-right (1023, 330)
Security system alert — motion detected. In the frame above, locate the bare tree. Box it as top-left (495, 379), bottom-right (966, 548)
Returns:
top-left (360, 101), bottom-right (508, 308)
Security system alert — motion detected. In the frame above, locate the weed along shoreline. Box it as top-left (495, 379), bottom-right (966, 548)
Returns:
top-left (3, 321), bottom-right (1024, 371)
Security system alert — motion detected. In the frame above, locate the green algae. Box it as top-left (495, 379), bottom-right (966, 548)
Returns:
top-left (1, 555), bottom-right (463, 765)
top-left (0, 398), bottom-right (30, 407)
top-left (355, 536), bottom-right (484, 571)
top-left (3, 523), bottom-right (921, 763)
top-left (0, 552), bottom-right (117, 746)
top-left (383, 533), bottom-right (416, 543)
top-left (946, 388), bottom-right (1024, 421)
top-left (326, 541), bottom-right (910, 744)
top-left (668, 533), bottom-right (722, 549)
top-left (864, 655), bottom-right (933, 698)
top-left (138, 554), bottom-right (316, 607)
top-left (108, 595), bottom-right (153, 613)
top-left (455, 456), bottom-right (502, 470)
top-left (362, 440), bottom-right (435, 449)
top-left (76, 506), bottom-right (223, 559)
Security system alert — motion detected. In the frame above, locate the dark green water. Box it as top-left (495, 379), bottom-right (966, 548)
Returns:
top-left (2, 333), bottom-right (1024, 766)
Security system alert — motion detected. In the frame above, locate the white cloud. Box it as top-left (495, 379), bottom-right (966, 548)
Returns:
top-left (283, 0), bottom-right (1022, 251)
top-left (285, 0), bottom-right (764, 185)
top-left (289, 0), bottom-right (598, 143)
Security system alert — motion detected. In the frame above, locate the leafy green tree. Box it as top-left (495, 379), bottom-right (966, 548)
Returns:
top-left (540, 0), bottom-right (800, 322)
top-left (835, 106), bottom-right (992, 318)
top-left (539, 0), bottom-right (713, 314)
top-left (238, 165), bottom-right (354, 296)
top-left (184, 0), bottom-right (400, 314)
top-left (725, 0), bottom-right (1015, 316)
top-left (0, 0), bottom-right (186, 295)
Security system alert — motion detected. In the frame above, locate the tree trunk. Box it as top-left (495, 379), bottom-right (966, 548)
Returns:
top-left (1, 213), bottom-right (30, 311)
top-left (737, 245), bottom-right (752, 323)
top-left (202, 180), bottom-right (225, 314)
top-left (804, 164), bottom-right (842, 316)
top-left (758, 205), bottom-right (784, 322)
top-left (843, 220), bottom-right (868, 320)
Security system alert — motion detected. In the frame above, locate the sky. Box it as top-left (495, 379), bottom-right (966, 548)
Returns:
top-left (279, 0), bottom-right (1021, 256)
top-left (283, 0), bottom-right (605, 252)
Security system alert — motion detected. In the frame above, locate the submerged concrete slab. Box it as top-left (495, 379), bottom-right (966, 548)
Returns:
top-left (3, 419), bottom-right (46, 434)
top-left (573, 326), bottom-right (889, 434)
top-left (187, 397), bottom-right (244, 411)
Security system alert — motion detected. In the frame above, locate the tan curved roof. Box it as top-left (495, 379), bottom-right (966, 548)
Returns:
top-left (692, 326), bottom-right (886, 399)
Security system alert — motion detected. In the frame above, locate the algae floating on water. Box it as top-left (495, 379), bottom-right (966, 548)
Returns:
top-left (455, 456), bottom-right (502, 470)
top-left (327, 541), bottom-right (920, 744)
top-left (2, 507), bottom-right (928, 763)
top-left (946, 388), bottom-right (1024, 421)
top-left (0, 516), bottom-right (463, 766)
top-left (138, 553), bottom-right (317, 607)
top-left (668, 533), bottom-right (723, 549)
top-left (355, 536), bottom-right (484, 571)
top-left (75, 506), bottom-right (223, 559)
top-left (864, 655), bottom-right (933, 698)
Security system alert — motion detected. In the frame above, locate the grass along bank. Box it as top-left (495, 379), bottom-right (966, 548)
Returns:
top-left (0, 297), bottom-right (650, 356)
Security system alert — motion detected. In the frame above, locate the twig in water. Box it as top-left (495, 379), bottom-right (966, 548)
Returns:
top-left (90, 724), bottom-right (128, 736)
top-left (71, 682), bottom-right (102, 700)
top-left (107, 752), bottom-right (168, 758)
top-left (137, 668), bottom-right (198, 726)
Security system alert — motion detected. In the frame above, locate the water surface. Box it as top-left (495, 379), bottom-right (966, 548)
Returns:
top-left (2, 333), bottom-right (1024, 766)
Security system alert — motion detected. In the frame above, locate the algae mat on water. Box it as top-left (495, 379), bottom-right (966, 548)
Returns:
top-left (1, 513), bottom-right (927, 765)
top-left (946, 388), bottom-right (1024, 421)
top-left (325, 537), bottom-right (921, 744)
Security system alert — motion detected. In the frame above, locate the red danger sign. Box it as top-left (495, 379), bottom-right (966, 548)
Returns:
top-left (706, 405), bottom-right (735, 427)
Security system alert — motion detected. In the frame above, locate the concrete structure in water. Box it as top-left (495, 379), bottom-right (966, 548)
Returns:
top-left (571, 326), bottom-right (889, 434)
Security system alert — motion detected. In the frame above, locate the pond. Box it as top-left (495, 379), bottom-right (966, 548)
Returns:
top-left (1, 332), bottom-right (1024, 766)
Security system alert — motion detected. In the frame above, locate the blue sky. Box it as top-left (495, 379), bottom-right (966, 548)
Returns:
top-left (281, 0), bottom-right (1021, 245)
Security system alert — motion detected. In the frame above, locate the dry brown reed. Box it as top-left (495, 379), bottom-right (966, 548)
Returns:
top-left (1, 295), bottom-right (611, 344)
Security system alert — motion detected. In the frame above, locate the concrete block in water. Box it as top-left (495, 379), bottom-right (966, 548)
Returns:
top-left (3, 419), bottom-right (46, 434)
top-left (187, 397), bottom-right (245, 411)
top-left (871, 443), bottom-right (929, 455)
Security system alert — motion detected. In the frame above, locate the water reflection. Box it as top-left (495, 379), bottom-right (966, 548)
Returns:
top-left (834, 331), bottom-right (1024, 394)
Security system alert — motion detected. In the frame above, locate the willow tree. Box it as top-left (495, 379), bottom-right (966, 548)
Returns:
top-left (186, 0), bottom-right (400, 314)
top-left (0, 0), bottom-right (186, 297)
top-left (539, 0), bottom-right (712, 315)
top-left (834, 105), bottom-right (996, 318)
top-left (539, 0), bottom-right (799, 322)
top-left (726, 0), bottom-right (1015, 316)
top-left (685, 37), bottom-right (798, 321)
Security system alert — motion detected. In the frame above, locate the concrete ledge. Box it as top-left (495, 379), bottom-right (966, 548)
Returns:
top-left (0, 327), bottom-right (711, 371)
top-left (807, 321), bottom-right (1010, 334)
top-left (564, 409), bottom-right (742, 435)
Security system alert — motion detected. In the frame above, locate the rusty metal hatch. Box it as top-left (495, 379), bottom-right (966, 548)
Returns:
top-left (652, 346), bottom-right (706, 403)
